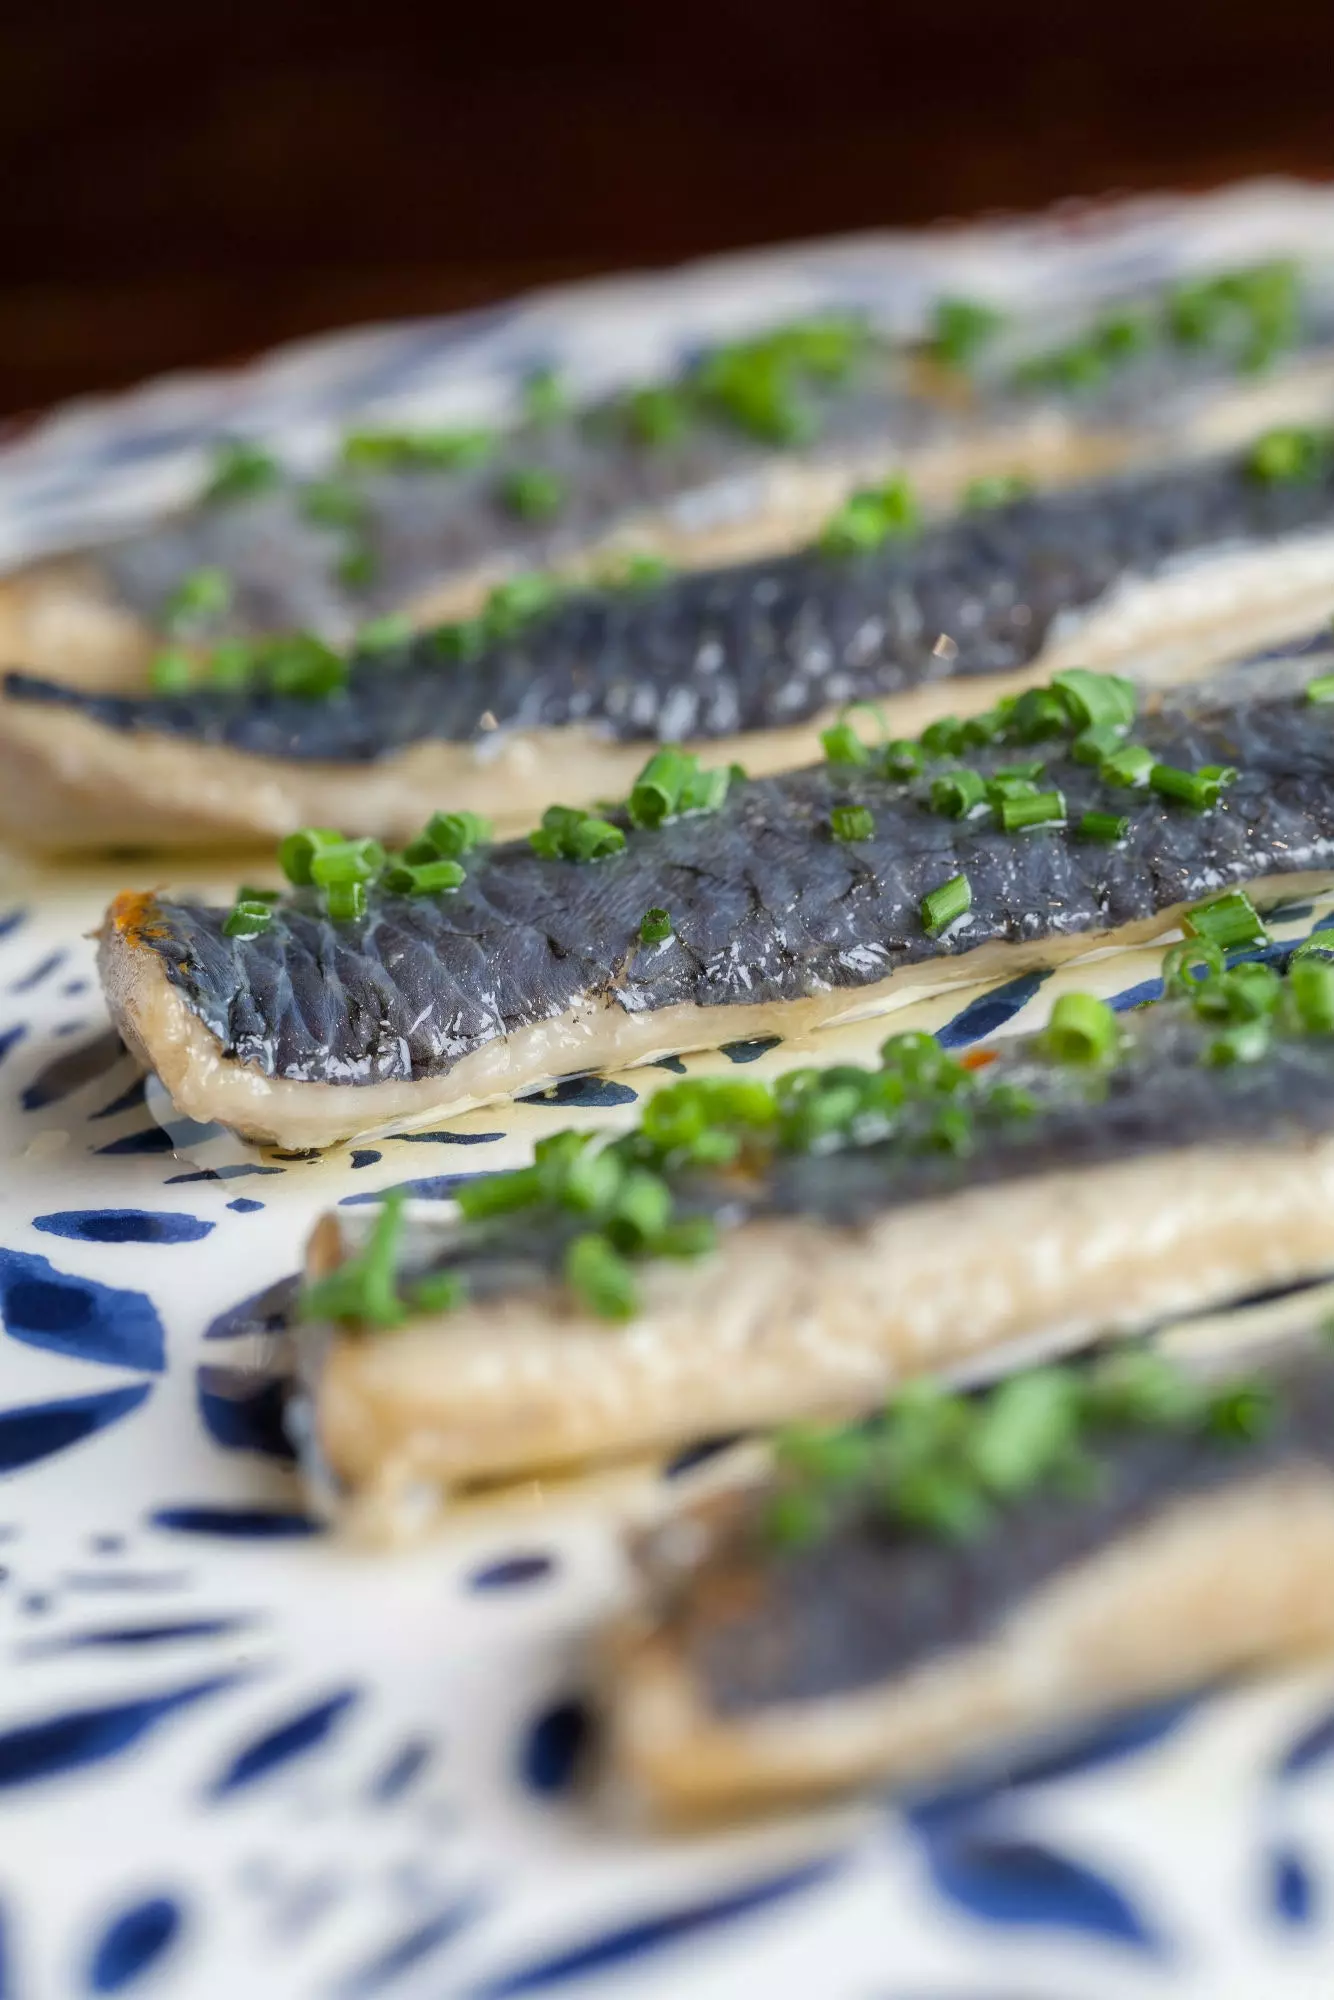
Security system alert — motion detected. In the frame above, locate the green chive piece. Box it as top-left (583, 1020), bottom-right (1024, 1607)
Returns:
top-left (640, 907), bottom-right (672, 945)
top-left (325, 879), bottom-right (367, 923)
top-left (1149, 762), bottom-right (1236, 811)
top-left (524, 366), bottom-right (567, 425)
top-left (407, 1270), bottom-right (469, 1314)
top-left (830, 804), bottom-right (875, 843)
top-left (624, 385), bottom-right (690, 446)
top-left (1100, 743), bottom-right (1156, 788)
top-left (223, 899), bottom-right (275, 940)
top-left (565, 1232), bottom-right (639, 1320)
top-left (1192, 962), bottom-right (1282, 1024)
top-left (1204, 1019), bottom-right (1272, 1067)
top-left (679, 763), bottom-right (734, 815)
top-left (607, 1168), bottom-right (673, 1249)
top-left (762, 1488), bottom-right (826, 1549)
top-left (655, 1215), bottom-right (719, 1260)
top-left (424, 810), bottom-right (491, 857)
top-left (1042, 990), bottom-right (1119, 1065)
top-left (1183, 890), bottom-right (1269, 952)
top-left (1072, 722), bottom-right (1129, 766)
top-left (1007, 688), bottom-right (1069, 744)
top-left (820, 476), bottom-right (919, 556)
top-left (961, 707), bottom-right (1008, 748)
top-left (998, 787), bottom-right (1066, 832)
top-left (381, 856), bottom-right (466, 896)
top-left (1247, 425), bottom-right (1331, 485)
top-left (821, 721), bottom-right (871, 766)
top-left (882, 739), bottom-right (926, 781)
top-left (929, 296), bottom-right (1005, 370)
top-left (433, 619), bottom-right (486, 661)
top-left (203, 439), bottom-right (280, 504)
top-left (299, 1191), bottom-right (409, 1328)
top-left (254, 632), bottom-right (348, 699)
top-left (919, 716), bottom-right (966, 757)
top-left (164, 566), bottom-right (231, 630)
top-left (629, 750), bottom-right (693, 828)
top-left (149, 649), bottom-right (195, 693)
top-left (1078, 810), bottom-right (1130, 842)
top-left (1290, 956), bottom-right (1334, 1032)
top-left (1051, 668), bottom-right (1138, 731)
top-left (1207, 1380), bottom-right (1276, 1440)
top-left (278, 826), bottom-right (347, 885)
top-left (207, 640), bottom-right (254, 688)
top-left (993, 758), bottom-right (1045, 781)
top-left (963, 472), bottom-right (1033, 510)
top-left (529, 805), bottom-right (626, 862)
top-left (604, 551), bottom-right (675, 590)
top-left (484, 571), bottom-right (564, 638)
top-left (337, 545), bottom-right (377, 589)
top-left (1162, 938), bottom-right (1226, 997)
top-left (985, 775), bottom-right (1038, 805)
top-left (921, 872), bottom-right (972, 936)
top-left (454, 1165), bottom-right (543, 1221)
top-left (969, 1369), bottom-right (1081, 1496)
top-left (930, 769), bottom-right (987, 817)
top-left (355, 614), bottom-right (413, 653)
top-left (308, 836), bottom-right (384, 888)
top-left (340, 428), bottom-right (495, 472)
top-left (499, 466), bottom-right (565, 520)
top-left (1307, 674), bottom-right (1334, 704)
top-left (300, 478), bottom-right (366, 529)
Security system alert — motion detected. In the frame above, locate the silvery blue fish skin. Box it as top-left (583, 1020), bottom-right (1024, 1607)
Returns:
top-left (97, 672), bottom-right (1334, 1148)
top-left (16, 448), bottom-right (1334, 763)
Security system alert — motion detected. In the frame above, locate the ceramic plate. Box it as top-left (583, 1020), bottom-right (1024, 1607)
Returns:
top-left (5, 183), bottom-right (1334, 1999)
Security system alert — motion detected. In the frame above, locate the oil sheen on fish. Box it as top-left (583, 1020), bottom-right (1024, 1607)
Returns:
top-left (288, 952), bottom-right (1334, 1536)
top-left (600, 1332), bottom-right (1334, 1817)
top-left (7, 433), bottom-right (1334, 851)
top-left (6, 257), bottom-right (1334, 703)
top-left (97, 664), bottom-right (1334, 1146)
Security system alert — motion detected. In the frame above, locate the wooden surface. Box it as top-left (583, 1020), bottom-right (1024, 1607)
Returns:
top-left (2, 0), bottom-right (1332, 416)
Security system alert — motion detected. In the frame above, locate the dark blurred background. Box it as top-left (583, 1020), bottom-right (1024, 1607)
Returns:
top-left (3, 1), bottom-right (1332, 417)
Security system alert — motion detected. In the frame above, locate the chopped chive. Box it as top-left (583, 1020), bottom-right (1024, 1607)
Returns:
top-left (340, 428), bottom-right (495, 472)
top-left (929, 296), bottom-right (1005, 370)
top-left (1042, 991), bottom-right (1118, 1065)
top-left (1078, 810), bottom-right (1130, 842)
top-left (355, 614), bottom-right (413, 652)
top-left (1247, 425), bottom-right (1331, 484)
top-left (407, 1270), bottom-right (469, 1314)
top-left (499, 466), bottom-right (565, 520)
top-left (424, 810), bottom-right (491, 857)
top-left (882, 739), bottom-right (925, 780)
top-left (208, 640), bottom-right (254, 688)
top-left (921, 872), bottom-right (971, 936)
top-left (223, 899), bottom-right (275, 940)
top-left (820, 476), bottom-right (919, 555)
top-left (565, 1232), bottom-right (638, 1320)
top-left (278, 826), bottom-right (347, 885)
top-left (433, 619), bottom-right (486, 661)
top-left (985, 775), bottom-right (1038, 805)
top-left (604, 551), bottom-right (675, 590)
top-left (821, 721), bottom-right (871, 766)
top-left (1183, 890), bottom-right (1269, 952)
top-left (919, 715), bottom-right (966, 757)
top-left (1204, 1018), bottom-right (1272, 1066)
top-left (1100, 743), bottom-right (1156, 788)
top-left (993, 758), bottom-right (1045, 781)
top-left (640, 906), bottom-right (672, 944)
top-left (930, 769), bottom-right (987, 817)
top-left (960, 707), bottom-right (1008, 748)
top-left (455, 1165), bottom-right (543, 1220)
top-left (963, 472), bottom-right (1033, 510)
top-left (998, 787), bottom-right (1065, 832)
top-left (1072, 722), bottom-right (1129, 766)
top-left (624, 385), bottom-right (690, 446)
top-left (1162, 938), bottom-right (1225, 997)
top-left (830, 804), bottom-right (875, 842)
top-left (1308, 674), bottom-right (1334, 704)
top-left (300, 479), bottom-right (366, 528)
top-left (1007, 688), bottom-right (1069, 743)
top-left (203, 439), bottom-right (280, 504)
top-left (149, 649), bottom-right (195, 693)
top-left (1290, 956), bottom-right (1334, 1032)
top-left (164, 566), bottom-right (231, 629)
top-left (529, 805), bottom-right (625, 862)
top-left (1192, 962), bottom-right (1281, 1024)
top-left (524, 366), bottom-right (567, 425)
top-left (1051, 668), bottom-right (1137, 731)
top-left (256, 632), bottom-right (348, 699)
top-left (325, 879), bottom-right (368, 923)
top-left (381, 856), bottom-right (466, 896)
top-left (299, 1192), bottom-right (408, 1328)
top-left (483, 571), bottom-right (564, 638)
top-left (1149, 762), bottom-right (1236, 811)
top-left (337, 544), bottom-right (377, 589)
top-left (679, 763), bottom-right (735, 814)
top-left (629, 750), bottom-right (692, 827)
top-left (309, 836), bottom-right (384, 888)
top-left (607, 1169), bottom-right (673, 1249)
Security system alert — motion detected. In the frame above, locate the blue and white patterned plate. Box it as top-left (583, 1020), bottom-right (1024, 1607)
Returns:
top-left (6, 183), bottom-right (1334, 1998)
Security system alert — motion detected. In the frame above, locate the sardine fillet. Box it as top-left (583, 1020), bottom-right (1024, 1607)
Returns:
top-left (599, 1470), bottom-right (1334, 1820)
top-left (99, 871), bottom-right (1330, 1149)
top-left (304, 1136), bottom-right (1334, 1542)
